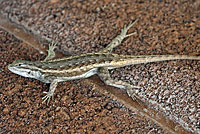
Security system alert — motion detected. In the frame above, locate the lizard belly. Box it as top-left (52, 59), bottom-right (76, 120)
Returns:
top-left (56, 68), bottom-right (98, 82)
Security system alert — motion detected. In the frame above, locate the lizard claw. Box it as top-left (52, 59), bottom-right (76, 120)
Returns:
top-left (120, 19), bottom-right (138, 38)
top-left (42, 91), bottom-right (54, 105)
top-left (127, 89), bottom-right (142, 104)
top-left (48, 41), bottom-right (57, 51)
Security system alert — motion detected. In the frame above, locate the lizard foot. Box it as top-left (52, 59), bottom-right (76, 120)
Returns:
top-left (42, 91), bottom-right (54, 105)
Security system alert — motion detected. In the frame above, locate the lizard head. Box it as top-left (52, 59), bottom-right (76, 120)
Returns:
top-left (8, 60), bottom-right (42, 79)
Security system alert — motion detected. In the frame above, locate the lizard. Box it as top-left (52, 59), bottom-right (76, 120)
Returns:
top-left (8, 20), bottom-right (200, 105)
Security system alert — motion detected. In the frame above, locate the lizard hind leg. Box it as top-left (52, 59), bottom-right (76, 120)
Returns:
top-left (101, 19), bottom-right (138, 53)
top-left (98, 67), bottom-right (140, 101)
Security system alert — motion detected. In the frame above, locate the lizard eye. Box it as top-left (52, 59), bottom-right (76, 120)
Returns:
top-left (17, 63), bottom-right (23, 67)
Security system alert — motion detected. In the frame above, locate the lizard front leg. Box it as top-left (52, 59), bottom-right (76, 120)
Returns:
top-left (98, 67), bottom-right (140, 101)
top-left (43, 42), bottom-right (57, 61)
top-left (102, 20), bottom-right (138, 53)
top-left (42, 79), bottom-right (59, 105)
